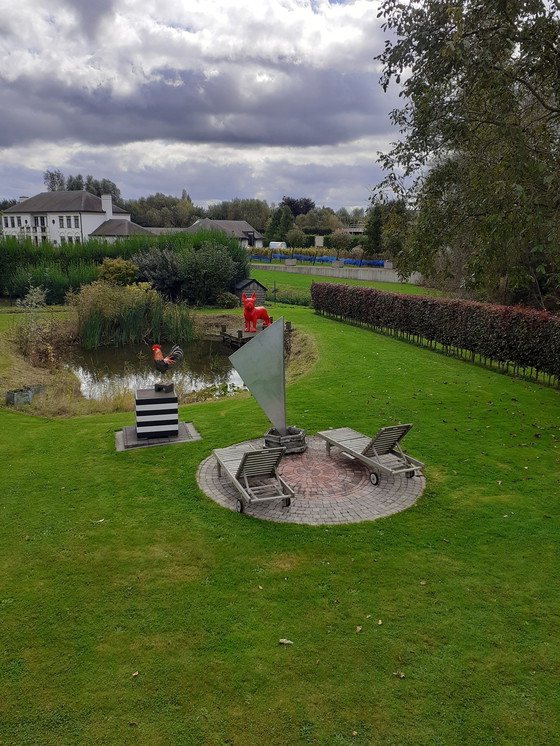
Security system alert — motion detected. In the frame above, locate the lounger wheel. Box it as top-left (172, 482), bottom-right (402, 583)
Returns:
top-left (406, 470), bottom-right (415, 479)
top-left (369, 471), bottom-right (380, 486)
top-left (235, 498), bottom-right (244, 513)
top-left (282, 497), bottom-right (291, 508)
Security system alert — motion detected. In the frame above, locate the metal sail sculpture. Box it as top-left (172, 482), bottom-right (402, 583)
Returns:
top-left (229, 317), bottom-right (287, 436)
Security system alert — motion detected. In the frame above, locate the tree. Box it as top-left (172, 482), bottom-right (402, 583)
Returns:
top-left (295, 207), bottom-right (341, 235)
top-left (362, 200), bottom-right (409, 257)
top-left (286, 226), bottom-right (307, 248)
top-left (279, 196), bottom-right (315, 217)
top-left (43, 169), bottom-right (66, 191)
top-left (66, 174), bottom-right (84, 191)
top-left (375, 0), bottom-right (560, 307)
top-left (328, 231), bottom-right (355, 253)
top-left (362, 204), bottom-right (383, 255)
top-left (264, 206), bottom-right (294, 244)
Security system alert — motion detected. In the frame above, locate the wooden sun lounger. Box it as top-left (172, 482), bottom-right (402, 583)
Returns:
top-left (213, 445), bottom-right (294, 513)
top-left (317, 424), bottom-right (424, 485)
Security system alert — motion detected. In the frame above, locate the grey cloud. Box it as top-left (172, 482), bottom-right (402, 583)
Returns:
top-left (0, 64), bottom-right (399, 149)
top-left (60, 0), bottom-right (118, 38)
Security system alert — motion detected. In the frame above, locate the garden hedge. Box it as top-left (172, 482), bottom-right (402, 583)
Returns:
top-left (311, 282), bottom-right (560, 382)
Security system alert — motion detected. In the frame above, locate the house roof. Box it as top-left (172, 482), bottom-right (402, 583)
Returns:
top-left (89, 219), bottom-right (154, 237)
top-left (4, 191), bottom-right (128, 214)
top-left (186, 218), bottom-right (263, 240)
top-left (235, 279), bottom-right (268, 292)
top-left (144, 227), bottom-right (190, 235)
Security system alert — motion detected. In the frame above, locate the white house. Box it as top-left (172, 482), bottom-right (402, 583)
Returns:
top-left (1, 191), bottom-right (153, 245)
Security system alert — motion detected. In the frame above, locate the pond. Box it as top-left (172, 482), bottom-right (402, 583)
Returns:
top-left (68, 339), bottom-right (245, 400)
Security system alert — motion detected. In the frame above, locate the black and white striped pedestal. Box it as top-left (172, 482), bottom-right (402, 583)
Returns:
top-left (135, 388), bottom-right (179, 439)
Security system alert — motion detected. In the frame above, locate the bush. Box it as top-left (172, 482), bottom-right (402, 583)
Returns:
top-left (182, 243), bottom-right (235, 305)
top-left (14, 308), bottom-right (77, 368)
top-left (132, 248), bottom-right (187, 300)
top-left (97, 257), bottom-right (139, 285)
top-left (311, 282), bottom-right (560, 380)
top-left (215, 291), bottom-right (240, 309)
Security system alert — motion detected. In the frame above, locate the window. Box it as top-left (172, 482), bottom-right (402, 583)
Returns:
top-left (74, 235), bottom-right (80, 244)
top-left (60, 236), bottom-right (66, 244)
top-left (10, 217), bottom-right (15, 227)
top-left (59, 217), bottom-right (64, 228)
top-left (34, 216), bottom-right (39, 227)
top-left (17, 217), bottom-right (21, 227)
top-left (66, 216), bottom-right (72, 228)
top-left (67, 236), bottom-right (73, 245)
top-left (40, 216), bottom-right (46, 228)
top-left (74, 216), bottom-right (79, 228)
top-left (3, 217), bottom-right (7, 228)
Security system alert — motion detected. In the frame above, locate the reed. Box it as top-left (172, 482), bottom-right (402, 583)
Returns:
top-left (71, 282), bottom-right (193, 348)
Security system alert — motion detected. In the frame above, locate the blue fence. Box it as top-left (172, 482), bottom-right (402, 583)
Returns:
top-left (252, 254), bottom-right (385, 268)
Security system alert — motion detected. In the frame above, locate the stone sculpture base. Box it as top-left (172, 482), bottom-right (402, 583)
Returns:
top-left (264, 426), bottom-right (307, 454)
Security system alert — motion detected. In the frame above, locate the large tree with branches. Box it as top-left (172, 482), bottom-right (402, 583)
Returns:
top-left (376, 0), bottom-right (560, 307)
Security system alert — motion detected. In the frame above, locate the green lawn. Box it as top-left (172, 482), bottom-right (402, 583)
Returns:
top-left (251, 267), bottom-right (443, 297)
top-left (1, 306), bottom-right (559, 745)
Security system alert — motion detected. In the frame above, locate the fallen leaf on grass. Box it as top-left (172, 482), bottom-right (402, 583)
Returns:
top-left (258, 586), bottom-right (263, 590)
top-left (279, 639), bottom-right (293, 645)
top-left (393, 671), bottom-right (405, 678)
top-left (377, 619), bottom-right (383, 625)
top-left (420, 581), bottom-right (427, 585)
top-left (92, 519), bottom-right (105, 524)
top-left (355, 626), bottom-right (363, 633)
top-left (131, 671), bottom-right (139, 677)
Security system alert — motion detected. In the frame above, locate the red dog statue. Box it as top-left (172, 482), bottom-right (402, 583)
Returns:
top-left (242, 292), bottom-right (271, 332)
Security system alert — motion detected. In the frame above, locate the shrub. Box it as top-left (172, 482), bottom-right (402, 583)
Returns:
top-left (311, 282), bottom-right (560, 380)
top-left (14, 308), bottom-right (77, 368)
top-left (16, 285), bottom-right (48, 309)
top-left (182, 243), bottom-right (235, 305)
top-left (132, 248), bottom-right (187, 300)
top-left (215, 291), bottom-right (240, 308)
top-left (97, 257), bottom-right (139, 285)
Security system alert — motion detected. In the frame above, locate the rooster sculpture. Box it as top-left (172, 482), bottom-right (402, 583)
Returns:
top-left (151, 343), bottom-right (183, 379)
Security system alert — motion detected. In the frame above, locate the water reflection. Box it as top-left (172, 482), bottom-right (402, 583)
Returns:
top-left (68, 339), bottom-right (245, 400)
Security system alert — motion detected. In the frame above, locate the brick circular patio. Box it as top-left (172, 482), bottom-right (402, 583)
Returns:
top-left (197, 436), bottom-right (426, 525)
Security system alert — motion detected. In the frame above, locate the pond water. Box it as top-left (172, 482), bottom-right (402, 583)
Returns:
top-left (68, 339), bottom-right (245, 400)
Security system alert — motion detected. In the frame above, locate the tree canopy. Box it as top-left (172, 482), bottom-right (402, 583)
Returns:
top-left (279, 196), bottom-right (316, 216)
top-left (44, 170), bottom-right (122, 204)
top-left (375, 0), bottom-right (560, 308)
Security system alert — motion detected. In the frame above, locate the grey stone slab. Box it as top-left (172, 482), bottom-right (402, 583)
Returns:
top-left (115, 421), bottom-right (202, 452)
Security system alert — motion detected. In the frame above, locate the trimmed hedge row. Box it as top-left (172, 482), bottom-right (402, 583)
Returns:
top-left (311, 282), bottom-right (560, 380)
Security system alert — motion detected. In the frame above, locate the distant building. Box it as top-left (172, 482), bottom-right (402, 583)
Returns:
top-left (235, 278), bottom-right (268, 306)
top-left (1, 191), bottom-right (152, 245)
top-left (185, 219), bottom-right (264, 248)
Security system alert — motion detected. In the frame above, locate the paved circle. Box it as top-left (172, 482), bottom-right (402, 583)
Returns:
top-left (197, 436), bottom-right (425, 525)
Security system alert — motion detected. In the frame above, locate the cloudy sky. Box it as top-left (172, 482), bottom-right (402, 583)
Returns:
top-left (0, 0), bottom-right (400, 210)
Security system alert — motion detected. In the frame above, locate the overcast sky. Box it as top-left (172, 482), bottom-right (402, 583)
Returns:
top-left (0, 0), bottom-right (400, 210)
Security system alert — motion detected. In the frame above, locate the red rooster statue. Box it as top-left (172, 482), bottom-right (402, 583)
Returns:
top-left (151, 344), bottom-right (183, 391)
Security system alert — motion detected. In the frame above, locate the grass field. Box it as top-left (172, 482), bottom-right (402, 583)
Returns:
top-left (1, 305), bottom-right (559, 745)
top-left (251, 267), bottom-right (443, 300)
